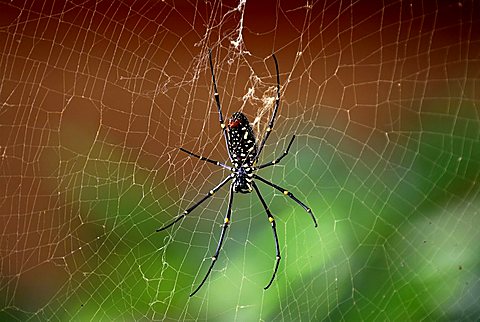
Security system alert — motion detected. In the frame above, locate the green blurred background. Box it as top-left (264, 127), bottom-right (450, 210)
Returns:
top-left (1, 0), bottom-right (479, 320)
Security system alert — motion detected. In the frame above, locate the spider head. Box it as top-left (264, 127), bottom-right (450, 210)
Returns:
top-left (227, 112), bottom-right (249, 129)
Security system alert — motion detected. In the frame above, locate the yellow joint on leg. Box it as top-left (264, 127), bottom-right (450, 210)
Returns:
top-left (221, 123), bottom-right (226, 129)
top-left (266, 127), bottom-right (272, 132)
top-left (209, 190), bottom-right (214, 195)
top-left (224, 217), bottom-right (230, 224)
top-left (283, 190), bottom-right (289, 195)
top-left (307, 208), bottom-right (311, 213)
top-left (268, 217), bottom-right (274, 223)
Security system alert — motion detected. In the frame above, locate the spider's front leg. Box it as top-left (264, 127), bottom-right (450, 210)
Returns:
top-left (209, 49), bottom-right (233, 161)
top-left (255, 53), bottom-right (280, 161)
top-left (256, 135), bottom-right (295, 170)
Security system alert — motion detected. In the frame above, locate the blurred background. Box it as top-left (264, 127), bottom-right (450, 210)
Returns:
top-left (1, 0), bottom-right (479, 320)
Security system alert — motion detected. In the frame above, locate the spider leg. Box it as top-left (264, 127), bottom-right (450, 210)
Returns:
top-left (252, 182), bottom-right (281, 290)
top-left (256, 135), bottom-right (295, 170)
top-left (255, 53), bottom-right (280, 161)
top-left (253, 174), bottom-right (318, 227)
top-left (190, 183), bottom-right (234, 296)
top-left (209, 49), bottom-right (233, 161)
top-left (179, 147), bottom-right (232, 171)
top-left (156, 174), bottom-right (233, 232)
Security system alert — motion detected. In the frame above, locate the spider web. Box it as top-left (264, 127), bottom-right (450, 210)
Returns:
top-left (1, 0), bottom-right (480, 320)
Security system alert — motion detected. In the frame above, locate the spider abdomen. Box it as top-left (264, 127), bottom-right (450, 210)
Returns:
top-left (227, 112), bottom-right (257, 193)
top-left (227, 112), bottom-right (257, 166)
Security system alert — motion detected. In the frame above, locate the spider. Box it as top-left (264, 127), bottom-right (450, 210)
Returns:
top-left (157, 49), bottom-right (318, 297)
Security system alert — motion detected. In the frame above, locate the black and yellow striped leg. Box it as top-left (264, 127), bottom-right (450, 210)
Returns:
top-left (190, 183), bottom-right (235, 297)
top-left (253, 174), bottom-right (318, 227)
top-left (179, 147), bottom-right (232, 171)
top-left (255, 53), bottom-right (280, 161)
top-left (209, 49), bottom-right (233, 161)
top-left (256, 135), bottom-right (295, 170)
top-left (252, 182), bottom-right (281, 290)
top-left (156, 174), bottom-right (233, 232)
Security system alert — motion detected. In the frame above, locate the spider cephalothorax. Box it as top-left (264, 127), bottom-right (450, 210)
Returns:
top-left (157, 49), bottom-right (318, 297)
top-left (227, 112), bottom-right (257, 193)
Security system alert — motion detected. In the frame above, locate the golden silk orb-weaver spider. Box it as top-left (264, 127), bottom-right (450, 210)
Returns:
top-left (157, 50), bottom-right (318, 297)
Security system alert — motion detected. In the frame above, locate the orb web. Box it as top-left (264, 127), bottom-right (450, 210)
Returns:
top-left (1, 0), bottom-right (479, 320)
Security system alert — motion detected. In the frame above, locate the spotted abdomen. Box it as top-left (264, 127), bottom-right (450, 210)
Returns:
top-left (227, 112), bottom-right (257, 168)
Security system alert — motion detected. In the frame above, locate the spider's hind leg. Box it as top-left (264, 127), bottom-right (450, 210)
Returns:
top-left (253, 174), bottom-right (318, 227)
top-left (156, 174), bottom-right (233, 232)
top-left (252, 182), bottom-right (281, 290)
top-left (190, 183), bottom-right (235, 296)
